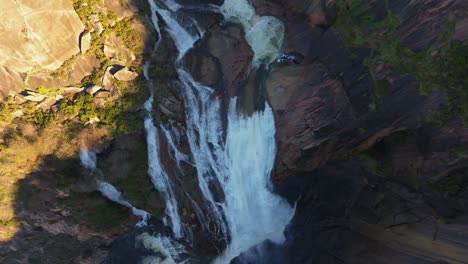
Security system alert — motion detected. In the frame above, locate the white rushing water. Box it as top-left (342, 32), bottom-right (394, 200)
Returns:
top-left (143, 61), bottom-right (184, 238)
top-left (137, 232), bottom-right (186, 264)
top-left (213, 100), bottom-right (295, 263)
top-left (144, 0), bottom-right (294, 262)
top-left (79, 149), bottom-right (97, 170)
top-left (220, 0), bottom-right (284, 67)
top-left (97, 181), bottom-right (150, 227)
top-left (79, 150), bottom-right (150, 226)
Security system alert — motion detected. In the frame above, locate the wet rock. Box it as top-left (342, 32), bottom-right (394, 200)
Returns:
top-left (158, 104), bottom-right (174, 116)
top-left (253, 0), bottom-right (329, 26)
top-left (183, 24), bottom-right (253, 94)
top-left (267, 62), bottom-right (354, 179)
top-left (113, 68), bottom-right (139, 81)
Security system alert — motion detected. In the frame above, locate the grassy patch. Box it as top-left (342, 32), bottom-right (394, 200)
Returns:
top-left (65, 192), bottom-right (130, 231)
top-left (50, 54), bottom-right (79, 80)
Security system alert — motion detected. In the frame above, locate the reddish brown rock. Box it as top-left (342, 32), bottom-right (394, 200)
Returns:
top-left (454, 16), bottom-right (468, 41)
top-left (183, 25), bottom-right (253, 95)
top-left (267, 62), bottom-right (354, 179)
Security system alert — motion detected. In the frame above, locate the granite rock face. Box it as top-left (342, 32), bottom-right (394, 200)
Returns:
top-left (0, 0), bottom-right (84, 96)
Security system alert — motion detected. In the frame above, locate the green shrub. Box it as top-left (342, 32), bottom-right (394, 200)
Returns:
top-left (36, 86), bottom-right (61, 96)
top-left (334, 1), bottom-right (468, 122)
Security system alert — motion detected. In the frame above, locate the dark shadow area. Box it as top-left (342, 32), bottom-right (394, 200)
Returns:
top-left (0, 154), bottom-right (136, 263)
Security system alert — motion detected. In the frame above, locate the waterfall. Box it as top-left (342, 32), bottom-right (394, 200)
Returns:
top-left (97, 181), bottom-right (150, 227)
top-left (143, 62), bottom-right (184, 238)
top-left (137, 233), bottom-right (186, 264)
top-left (143, 0), bottom-right (295, 262)
top-left (220, 0), bottom-right (285, 67)
top-left (79, 149), bottom-right (97, 170)
top-left (212, 100), bottom-right (294, 263)
top-left (79, 150), bottom-right (150, 226)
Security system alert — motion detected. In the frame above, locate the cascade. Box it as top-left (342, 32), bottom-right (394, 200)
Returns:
top-left (79, 150), bottom-right (150, 227)
top-left (137, 0), bottom-right (296, 262)
top-left (97, 181), bottom-right (150, 227)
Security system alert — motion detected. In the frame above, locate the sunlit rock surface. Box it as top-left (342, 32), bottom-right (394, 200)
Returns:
top-left (0, 0), bottom-right (84, 96)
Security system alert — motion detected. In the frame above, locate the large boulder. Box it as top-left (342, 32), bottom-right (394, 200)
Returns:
top-left (267, 0), bottom-right (466, 181)
top-left (79, 31), bottom-right (92, 54)
top-left (113, 68), bottom-right (138, 82)
top-left (183, 24), bottom-right (253, 95)
top-left (0, 0), bottom-right (84, 97)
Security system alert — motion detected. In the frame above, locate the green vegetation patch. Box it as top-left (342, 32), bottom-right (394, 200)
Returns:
top-left (50, 54), bottom-right (79, 80)
top-left (65, 191), bottom-right (130, 232)
top-left (431, 168), bottom-right (468, 198)
top-left (334, 0), bottom-right (468, 120)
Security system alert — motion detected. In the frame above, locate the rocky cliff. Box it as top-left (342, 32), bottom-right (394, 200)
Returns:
top-left (180, 0), bottom-right (468, 262)
top-left (261, 0), bottom-right (468, 263)
top-left (0, 0), bottom-right (467, 263)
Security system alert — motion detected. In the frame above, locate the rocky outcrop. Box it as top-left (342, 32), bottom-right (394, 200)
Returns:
top-left (183, 24), bottom-right (253, 95)
top-left (264, 0), bottom-right (467, 181)
top-left (256, 0), bottom-right (468, 263)
top-left (113, 68), bottom-right (138, 81)
top-left (86, 85), bottom-right (103, 95)
top-left (0, 0), bottom-right (84, 97)
top-left (80, 31), bottom-right (92, 54)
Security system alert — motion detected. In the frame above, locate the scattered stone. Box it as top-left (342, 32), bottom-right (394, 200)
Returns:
top-left (62, 87), bottom-right (84, 95)
top-left (23, 91), bottom-right (47, 102)
top-left (80, 31), bottom-right (91, 54)
top-left (94, 98), bottom-right (107, 108)
top-left (86, 85), bottom-right (102, 95)
top-left (103, 35), bottom-right (136, 63)
top-left (11, 110), bottom-right (24, 118)
top-left (94, 91), bottom-right (110, 98)
top-left (113, 68), bottom-right (138, 81)
top-left (102, 66), bottom-right (115, 88)
top-left (89, 14), bottom-right (104, 34)
top-left (158, 96), bottom-right (182, 116)
top-left (104, 43), bottom-right (117, 58)
top-left (109, 85), bottom-right (121, 100)
top-left (35, 97), bottom-right (59, 110)
top-left (8, 91), bottom-right (26, 104)
top-left (85, 117), bottom-right (101, 125)
top-left (50, 104), bottom-right (60, 113)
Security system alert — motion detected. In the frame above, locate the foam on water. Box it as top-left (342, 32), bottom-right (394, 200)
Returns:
top-left (137, 232), bottom-right (186, 264)
top-left (79, 149), bottom-right (97, 170)
top-left (221, 0), bottom-right (284, 67)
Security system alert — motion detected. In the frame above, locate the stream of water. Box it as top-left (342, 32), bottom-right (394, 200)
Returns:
top-left (106, 0), bottom-right (296, 262)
